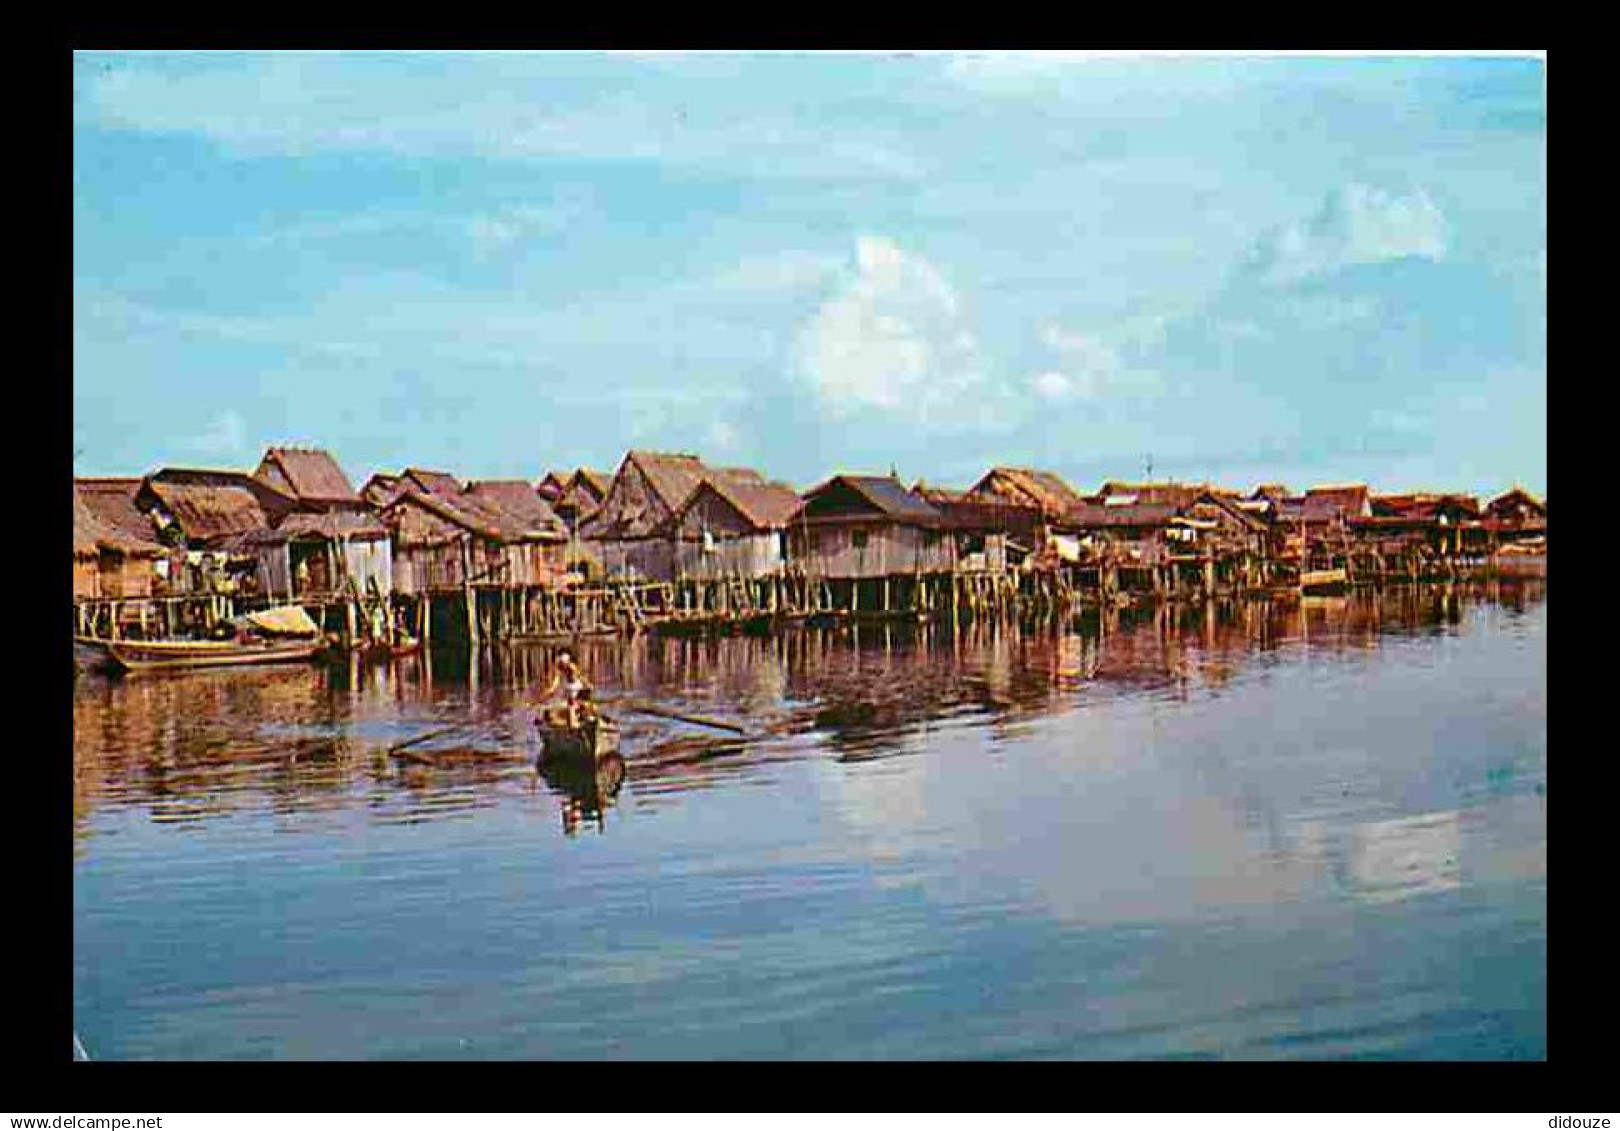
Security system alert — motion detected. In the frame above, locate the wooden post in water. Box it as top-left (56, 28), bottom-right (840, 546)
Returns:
top-left (461, 537), bottom-right (479, 649)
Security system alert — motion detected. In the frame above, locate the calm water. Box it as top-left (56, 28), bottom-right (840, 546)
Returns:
top-left (73, 582), bottom-right (1547, 1060)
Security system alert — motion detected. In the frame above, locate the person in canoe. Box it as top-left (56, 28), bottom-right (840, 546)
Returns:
top-left (541, 649), bottom-right (592, 728)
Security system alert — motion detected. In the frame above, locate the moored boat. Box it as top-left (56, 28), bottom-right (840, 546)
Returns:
top-left (75, 636), bottom-right (117, 672)
top-left (84, 604), bottom-right (327, 673)
top-left (101, 636), bottom-right (323, 673)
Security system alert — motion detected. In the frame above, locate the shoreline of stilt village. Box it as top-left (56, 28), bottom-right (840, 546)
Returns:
top-left (72, 445), bottom-right (1547, 666)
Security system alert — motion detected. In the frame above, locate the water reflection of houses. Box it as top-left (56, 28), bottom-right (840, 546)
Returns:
top-left (73, 579), bottom-right (1544, 836)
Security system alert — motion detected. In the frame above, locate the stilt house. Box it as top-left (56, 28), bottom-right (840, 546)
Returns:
top-left (249, 447), bottom-right (391, 598)
top-left (911, 484), bottom-right (1037, 572)
top-left (582, 452), bottom-right (714, 580)
top-left (656, 471), bottom-right (803, 581)
top-left (789, 474), bottom-right (951, 579)
top-left (966, 466), bottom-right (1089, 561)
top-left (134, 469), bottom-right (296, 594)
top-left (381, 486), bottom-right (569, 595)
top-left (73, 484), bottom-right (166, 599)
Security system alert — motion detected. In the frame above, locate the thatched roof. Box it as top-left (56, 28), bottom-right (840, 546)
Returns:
top-left (246, 510), bottom-right (389, 544)
top-left (912, 484), bottom-right (1041, 533)
top-left (1371, 493), bottom-right (1482, 520)
top-left (1486, 487), bottom-right (1546, 517)
top-left (553, 468), bottom-right (612, 520)
top-left (256, 447), bottom-right (359, 504)
top-left (1065, 501), bottom-right (1182, 529)
top-left (75, 478), bottom-right (162, 547)
top-left (385, 486), bottom-right (564, 544)
top-left (463, 480), bottom-right (568, 536)
top-left (139, 480), bottom-right (272, 544)
top-left (1096, 481), bottom-right (1210, 508)
top-left (627, 451), bottom-right (709, 513)
top-left (585, 452), bottom-right (716, 540)
top-left (536, 471), bottom-right (570, 501)
top-left (1303, 484), bottom-right (1370, 513)
top-left (573, 468), bottom-right (612, 498)
top-left (665, 474), bottom-right (803, 533)
top-left (360, 472), bottom-right (401, 507)
top-left (74, 486), bottom-right (165, 558)
top-left (970, 467), bottom-right (1088, 515)
top-left (401, 468), bottom-right (465, 498)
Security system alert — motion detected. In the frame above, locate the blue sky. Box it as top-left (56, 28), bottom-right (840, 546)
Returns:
top-left (73, 51), bottom-right (1546, 497)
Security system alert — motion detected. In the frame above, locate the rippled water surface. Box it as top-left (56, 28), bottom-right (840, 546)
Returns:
top-left (73, 582), bottom-right (1546, 1060)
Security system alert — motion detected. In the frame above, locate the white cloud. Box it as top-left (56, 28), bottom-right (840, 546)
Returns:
top-left (1034, 321), bottom-right (1160, 403)
top-left (794, 236), bottom-right (1006, 424)
top-left (1245, 184), bottom-right (1448, 285)
top-left (1032, 370), bottom-right (1074, 400)
top-left (188, 410), bottom-right (246, 455)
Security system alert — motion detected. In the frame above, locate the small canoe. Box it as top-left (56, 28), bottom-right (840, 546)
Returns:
top-left (101, 637), bottom-right (322, 673)
top-left (536, 709), bottom-right (621, 764)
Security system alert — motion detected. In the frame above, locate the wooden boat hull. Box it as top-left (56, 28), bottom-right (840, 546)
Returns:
top-left (536, 715), bottom-right (621, 764)
top-left (74, 637), bottom-right (117, 671)
top-left (102, 638), bottom-right (322, 672)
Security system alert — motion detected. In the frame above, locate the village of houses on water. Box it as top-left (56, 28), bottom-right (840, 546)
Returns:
top-left (72, 444), bottom-right (1547, 676)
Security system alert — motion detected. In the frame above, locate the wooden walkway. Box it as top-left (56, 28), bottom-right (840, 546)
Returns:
top-left (74, 548), bottom-right (1540, 649)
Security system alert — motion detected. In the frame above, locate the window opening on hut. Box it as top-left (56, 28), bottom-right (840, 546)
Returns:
top-left (852, 529), bottom-right (869, 550)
